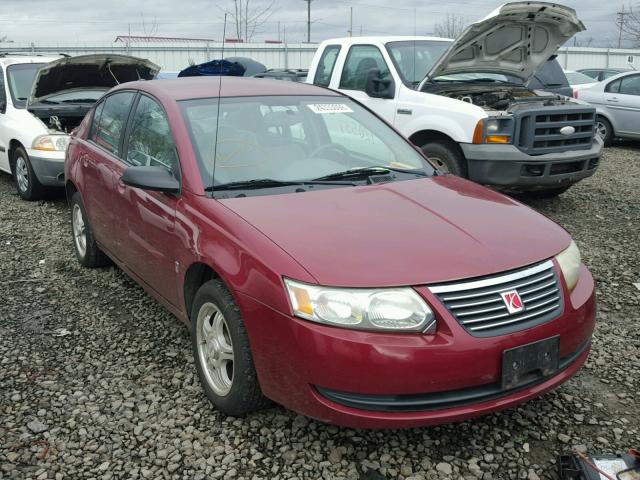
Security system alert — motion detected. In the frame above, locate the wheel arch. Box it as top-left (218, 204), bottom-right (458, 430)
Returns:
top-left (8, 139), bottom-right (25, 172)
top-left (183, 262), bottom-right (225, 321)
top-left (595, 111), bottom-right (616, 135)
top-left (408, 129), bottom-right (465, 156)
top-left (65, 179), bottom-right (78, 204)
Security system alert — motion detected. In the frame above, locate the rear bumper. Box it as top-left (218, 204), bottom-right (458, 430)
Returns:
top-left (461, 137), bottom-right (602, 190)
top-left (26, 150), bottom-right (65, 187)
top-left (238, 265), bottom-right (596, 428)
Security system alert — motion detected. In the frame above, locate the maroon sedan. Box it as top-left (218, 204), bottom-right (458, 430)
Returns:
top-left (65, 77), bottom-right (595, 428)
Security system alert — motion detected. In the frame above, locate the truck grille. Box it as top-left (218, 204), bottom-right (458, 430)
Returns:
top-left (516, 107), bottom-right (595, 156)
top-left (429, 260), bottom-right (563, 337)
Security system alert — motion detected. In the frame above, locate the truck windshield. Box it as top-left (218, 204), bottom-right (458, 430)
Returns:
top-left (6, 63), bottom-right (44, 109)
top-left (386, 40), bottom-right (451, 87)
top-left (180, 95), bottom-right (433, 195)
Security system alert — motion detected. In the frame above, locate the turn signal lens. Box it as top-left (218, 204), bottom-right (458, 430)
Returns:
top-left (472, 120), bottom-right (484, 144)
top-left (485, 135), bottom-right (510, 144)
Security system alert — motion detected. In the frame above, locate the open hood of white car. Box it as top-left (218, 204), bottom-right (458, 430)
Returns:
top-left (29, 54), bottom-right (159, 104)
top-left (421, 2), bottom-right (584, 84)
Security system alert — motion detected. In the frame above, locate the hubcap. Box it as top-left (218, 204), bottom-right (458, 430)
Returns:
top-left (15, 156), bottom-right (29, 193)
top-left (72, 204), bottom-right (87, 258)
top-left (596, 121), bottom-right (607, 139)
top-left (197, 303), bottom-right (234, 396)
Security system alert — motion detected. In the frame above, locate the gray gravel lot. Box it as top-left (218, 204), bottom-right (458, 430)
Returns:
top-left (1, 144), bottom-right (639, 480)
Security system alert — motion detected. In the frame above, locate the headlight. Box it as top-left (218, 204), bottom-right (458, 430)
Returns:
top-left (473, 117), bottom-right (514, 144)
top-left (555, 240), bottom-right (581, 292)
top-left (284, 279), bottom-right (436, 333)
top-left (32, 134), bottom-right (70, 152)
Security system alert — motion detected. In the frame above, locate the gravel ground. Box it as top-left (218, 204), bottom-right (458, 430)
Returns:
top-left (1, 144), bottom-right (639, 480)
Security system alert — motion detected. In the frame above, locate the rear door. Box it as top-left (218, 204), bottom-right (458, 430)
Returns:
top-left (114, 94), bottom-right (181, 307)
top-left (603, 74), bottom-right (640, 136)
top-left (82, 91), bottom-right (136, 256)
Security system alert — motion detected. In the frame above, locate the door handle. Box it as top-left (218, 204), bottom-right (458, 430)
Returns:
top-left (607, 97), bottom-right (619, 103)
top-left (81, 155), bottom-right (90, 167)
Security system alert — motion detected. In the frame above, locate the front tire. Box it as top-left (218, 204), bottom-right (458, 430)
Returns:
top-left (69, 192), bottom-right (110, 267)
top-left (13, 146), bottom-right (45, 201)
top-left (191, 279), bottom-right (267, 416)
top-left (420, 141), bottom-right (467, 177)
top-left (596, 116), bottom-right (613, 147)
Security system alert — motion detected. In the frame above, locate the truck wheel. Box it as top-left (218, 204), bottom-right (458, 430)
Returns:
top-left (191, 279), bottom-right (269, 416)
top-left (420, 142), bottom-right (467, 177)
top-left (13, 146), bottom-right (45, 201)
top-left (525, 186), bottom-right (571, 199)
top-left (69, 192), bottom-right (110, 267)
top-left (596, 116), bottom-right (613, 147)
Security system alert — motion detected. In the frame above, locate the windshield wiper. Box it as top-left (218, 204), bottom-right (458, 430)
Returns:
top-left (207, 178), bottom-right (356, 192)
top-left (313, 166), bottom-right (426, 181)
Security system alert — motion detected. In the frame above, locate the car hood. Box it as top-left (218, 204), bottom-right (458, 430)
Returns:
top-left (220, 176), bottom-right (571, 287)
top-left (28, 54), bottom-right (160, 104)
top-left (422, 2), bottom-right (584, 84)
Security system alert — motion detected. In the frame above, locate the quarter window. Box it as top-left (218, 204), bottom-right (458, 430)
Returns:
top-left (605, 79), bottom-right (621, 94)
top-left (618, 74), bottom-right (640, 96)
top-left (126, 95), bottom-right (178, 173)
top-left (313, 45), bottom-right (341, 87)
top-left (339, 45), bottom-right (391, 92)
top-left (91, 92), bottom-right (135, 156)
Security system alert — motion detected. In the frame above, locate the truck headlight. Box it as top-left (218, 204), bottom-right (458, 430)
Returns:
top-left (473, 117), bottom-right (514, 144)
top-left (555, 240), bottom-right (581, 292)
top-left (32, 134), bottom-right (70, 152)
top-left (284, 279), bottom-right (436, 333)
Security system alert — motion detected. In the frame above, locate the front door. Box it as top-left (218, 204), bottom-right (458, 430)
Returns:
top-left (115, 94), bottom-right (181, 307)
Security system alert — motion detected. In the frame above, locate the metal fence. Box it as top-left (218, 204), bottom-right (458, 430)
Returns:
top-left (1, 41), bottom-right (639, 72)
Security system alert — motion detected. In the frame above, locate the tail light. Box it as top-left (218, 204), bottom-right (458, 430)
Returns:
top-left (573, 88), bottom-right (579, 99)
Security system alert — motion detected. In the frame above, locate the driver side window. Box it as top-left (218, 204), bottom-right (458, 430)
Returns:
top-left (126, 95), bottom-right (179, 173)
top-left (339, 45), bottom-right (391, 92)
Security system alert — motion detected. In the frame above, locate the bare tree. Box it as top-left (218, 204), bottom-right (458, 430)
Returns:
top-left (617, 3), bottom-right (640, 46)
top-left (222, 0), bottom-right (276, 42)
top-left (140, 13), bottom-right (159, 37)
top-left (0, 35), bottom-right (13, 43)
top-left (434, 13), bottom-right (467, 39)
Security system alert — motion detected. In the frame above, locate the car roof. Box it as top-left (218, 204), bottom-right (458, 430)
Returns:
top-left (114, 76), bottom-right (342, 101)
top-left (319, 35), bottom-right (453, 45)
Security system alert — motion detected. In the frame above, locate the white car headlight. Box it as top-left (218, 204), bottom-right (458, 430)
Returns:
top-left (32, 134), bottom-right (70, 152)
top-left (555, 240), bottom-right (581, 292)
top-left (284, 279), bottom-right (436, 333)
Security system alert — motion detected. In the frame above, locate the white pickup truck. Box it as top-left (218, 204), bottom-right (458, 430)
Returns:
top-left (306, 2), bottom-right (602, 197)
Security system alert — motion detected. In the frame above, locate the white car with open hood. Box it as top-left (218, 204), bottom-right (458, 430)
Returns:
top-left (0, 54), bottom-right (159, 200)
top-left (307, 2), bottom-right (602, 197)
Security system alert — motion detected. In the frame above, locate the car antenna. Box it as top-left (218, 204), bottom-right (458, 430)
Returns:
top-left (211, 13), bottom-right (228, 193)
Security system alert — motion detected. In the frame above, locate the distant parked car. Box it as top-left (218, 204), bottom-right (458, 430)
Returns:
top-left (0, 53), bottom-right (158, 200)
top-left (577, 68), bottom-right (632, 82)
top-left (564, 70), bottom-right (598, 97)
top-left (65, 76), bottom-right (595, 428)
top-left (577, 71), bottom-right (640, 146)
top-left (524, 57), bottom-right (574, 97)
top-left (253, 69), bottom-right (308, 82)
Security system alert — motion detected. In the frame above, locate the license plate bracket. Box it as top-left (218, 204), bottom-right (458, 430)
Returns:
top-left (502, 336), bottom-right (560, 390)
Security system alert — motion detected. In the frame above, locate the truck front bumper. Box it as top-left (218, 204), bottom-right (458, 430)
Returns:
top-left (460, 137), bottom-right (602, 191)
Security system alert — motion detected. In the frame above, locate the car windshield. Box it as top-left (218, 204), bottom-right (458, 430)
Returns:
top-left (180, 95), bottom-right (433, 196)
top-left (386, 40), bottom-right (451, 87)
top-left (6, 63), bottom-right (44, 108)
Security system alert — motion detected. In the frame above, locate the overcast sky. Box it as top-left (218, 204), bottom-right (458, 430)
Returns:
top-left (0, 0), bottom-right (630, 48)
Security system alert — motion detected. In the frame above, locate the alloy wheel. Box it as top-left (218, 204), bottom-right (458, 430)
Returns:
top-left (596, 121), bottom-right (607, 140)
top-left (15, 155), bottom-right (29, 193)
top-left (72, 204), bottom-right (87, 258)
top-left (197, 302), bottom-right (234, 396)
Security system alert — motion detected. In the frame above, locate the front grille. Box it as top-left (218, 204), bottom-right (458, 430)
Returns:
top-left (429, 260), bottom-right (563, 337)
top-left (516, 107), bottom-right (595, 155)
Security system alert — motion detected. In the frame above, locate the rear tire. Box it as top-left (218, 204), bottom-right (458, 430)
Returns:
top-left (13, 146), bottom-right (45, 201)
top-left (191, 279), bottom-right (268, 416)
top-left (420, 141), bottom-right (467, 177)
top-left (596, 116), bottom-right (613, 147)
top-left (69, 192), bottom-right (110, 267)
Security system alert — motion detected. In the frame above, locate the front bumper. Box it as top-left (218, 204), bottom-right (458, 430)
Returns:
top-left (238, 265), bottom-right (595, 428)
top-left (26, 149), bottom-right (65, 187)
top-left (460, 137), bottom-right (602, 190)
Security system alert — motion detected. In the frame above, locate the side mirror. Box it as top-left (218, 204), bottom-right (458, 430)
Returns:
top-left (365, 68), bottom-right (395, 99)
top-left (121, 166), bottom-right (180, 194)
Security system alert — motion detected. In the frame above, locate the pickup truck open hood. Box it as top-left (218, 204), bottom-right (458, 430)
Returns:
top-left (422, 2), bottom-right (584, 83)
top-left (28, 54), bottom-right (159, 104)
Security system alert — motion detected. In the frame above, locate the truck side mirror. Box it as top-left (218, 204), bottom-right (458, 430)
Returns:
top-left (365, 69), bottom-right (395, 99)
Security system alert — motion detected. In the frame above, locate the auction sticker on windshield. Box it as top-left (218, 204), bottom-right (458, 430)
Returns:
top-left (307, 103), bottom-right (354, 114)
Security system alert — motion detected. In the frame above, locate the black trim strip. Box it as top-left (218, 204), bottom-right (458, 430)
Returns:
top-left (316, 339), bottom-right (590, 412)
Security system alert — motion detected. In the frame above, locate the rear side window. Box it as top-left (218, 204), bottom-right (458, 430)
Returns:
top-left (91, 92), bottom-right (135, 156)
top-left (605, 79), bottom-right (621, 93)
top-left (601, 71), bottom-right (619, 80)
top-left (618, 74), bottom-right (640, 96)
top-left (313, 45), bottom-right (340, 87)
top-left (339, 45), bottom-right (391, 92)
top-left (125, 95), bottom-right (179, 173)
